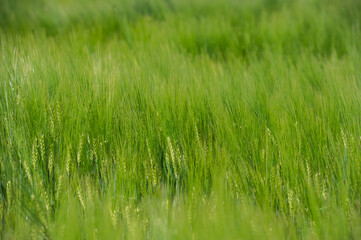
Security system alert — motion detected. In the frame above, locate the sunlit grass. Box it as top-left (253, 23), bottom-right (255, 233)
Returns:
top-left (1, 0), bottom-right (361, 239)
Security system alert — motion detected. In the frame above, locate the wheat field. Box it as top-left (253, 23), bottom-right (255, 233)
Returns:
top-left (1, 0), bottom-right (361, 239)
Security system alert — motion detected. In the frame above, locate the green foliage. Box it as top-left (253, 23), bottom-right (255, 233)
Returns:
top-left (1, 0), bottom-right (361, 239)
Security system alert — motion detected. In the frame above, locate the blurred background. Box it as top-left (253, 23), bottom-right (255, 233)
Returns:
top-left (1, 0), bottom-right (360, 60)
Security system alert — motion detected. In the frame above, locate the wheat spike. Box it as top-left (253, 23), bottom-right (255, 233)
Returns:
top-left (77, 187), bottom-right (86, 211)
top-left (31, 137), bottom-right (38, 171)
top-left (167, 137), bottom-right (178, 179)
top-left (48, 148), bottom-right (54, 181)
